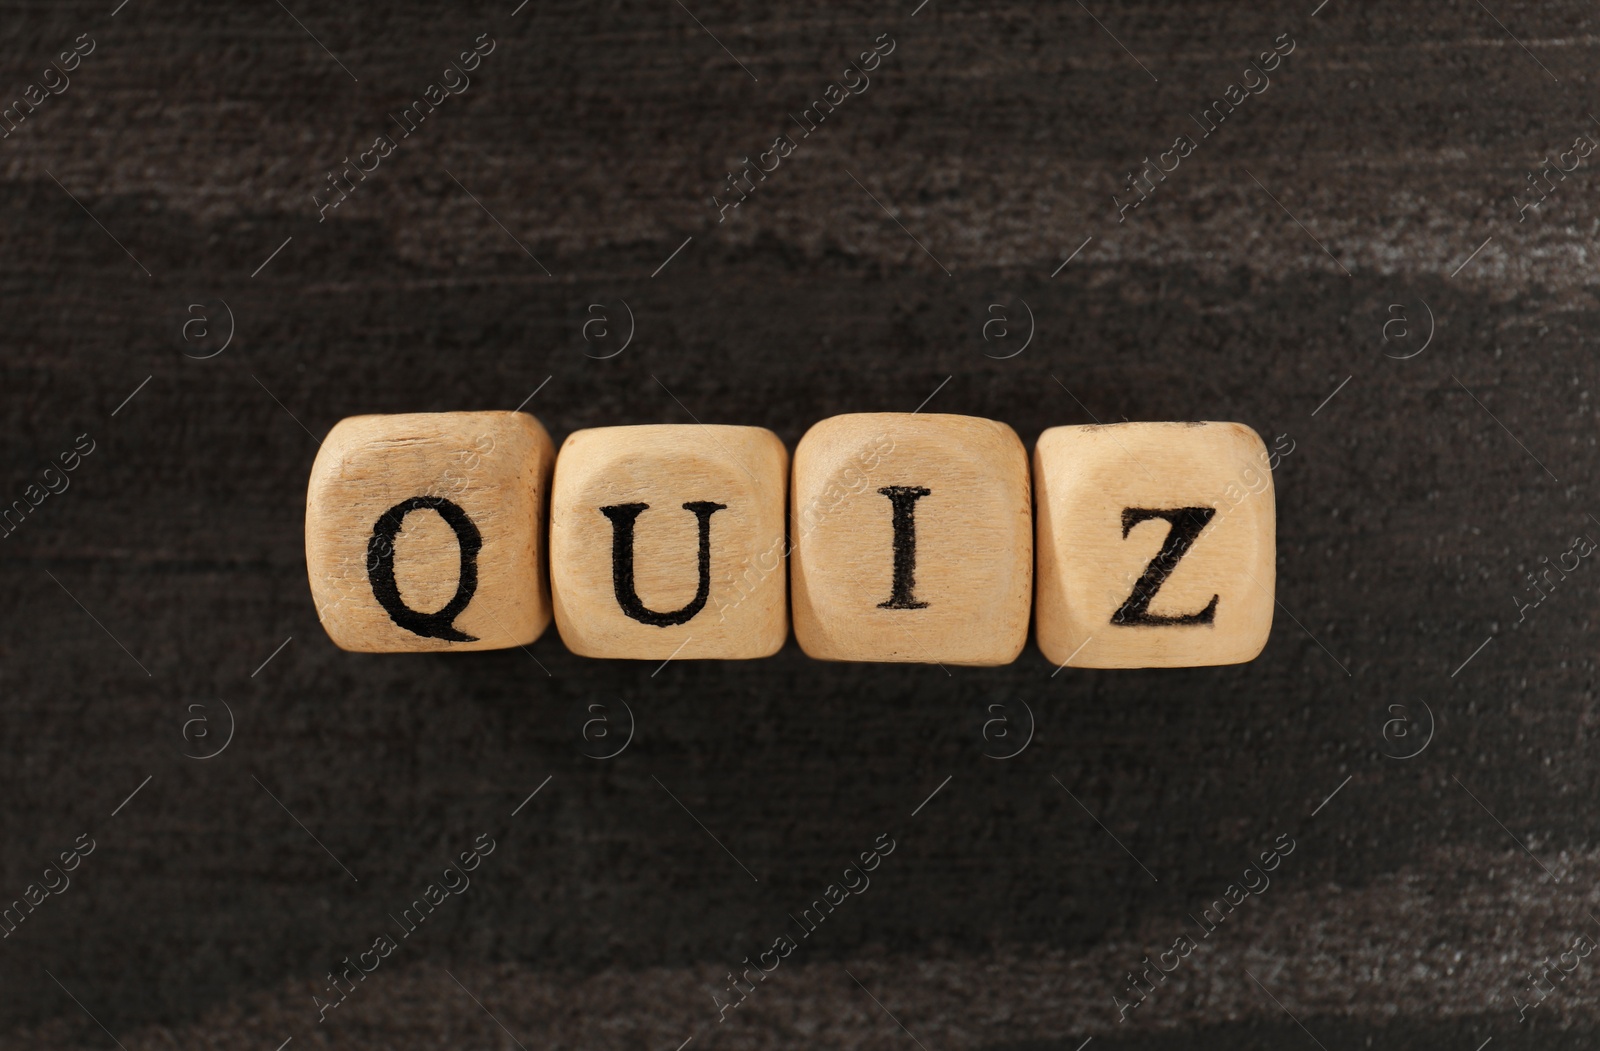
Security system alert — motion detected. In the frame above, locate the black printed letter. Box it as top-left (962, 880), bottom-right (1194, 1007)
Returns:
top-left (1110, 507), bottom-right (1218, 626)
top-left (877, 486), bottom-right (931, 609)
top-left (367, 496), bottom-right (482, 641)
top-left (601, 501), bottom-right (727, 626)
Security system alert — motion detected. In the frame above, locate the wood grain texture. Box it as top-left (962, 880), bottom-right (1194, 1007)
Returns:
top-left (791, 413), bottom-right (1031, 666)
top-left (1034, 421), bottom-right (1275, 668)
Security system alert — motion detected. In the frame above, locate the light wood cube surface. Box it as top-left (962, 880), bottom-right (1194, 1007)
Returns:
top-left (305, 411), bottom-right (554, 653)
top-left (790, 412), bottom-right (1032, 666)
top-left (550, 424), bottom-right (788, 660)
top-left (1034, 421), bottom-right (1276, 669)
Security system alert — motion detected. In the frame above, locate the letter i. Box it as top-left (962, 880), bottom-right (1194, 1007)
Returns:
top-left (877, 486), bottom-right (931, 609)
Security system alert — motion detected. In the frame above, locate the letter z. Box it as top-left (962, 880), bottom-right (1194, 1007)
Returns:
top-left (1110, 507), bottom-right (1218, 625)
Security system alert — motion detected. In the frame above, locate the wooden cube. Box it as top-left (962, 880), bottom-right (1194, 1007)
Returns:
top-left (550, 424), bottom-right (788, 660)
top-left (790, 413), bottom-right (1032, 666)
top-left (305, 412), bottom-right (554, 653)
top-left (1034, 421), bottom-right (1276, 669)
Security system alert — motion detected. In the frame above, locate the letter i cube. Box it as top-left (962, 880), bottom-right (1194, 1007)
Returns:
top-left (304, 412), bottom-right (555, 652)
top-left (549, 424), bottom-right (789, 660)
top-left (1034, 421), bottom-right (1276, 669)
top-left (790, 413), bottom-right (1032, 666)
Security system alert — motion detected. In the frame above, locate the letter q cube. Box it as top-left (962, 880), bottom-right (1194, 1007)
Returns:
top-left (305, 412), bottom-right (554, 652)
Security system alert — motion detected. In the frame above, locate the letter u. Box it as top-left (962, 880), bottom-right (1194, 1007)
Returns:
top-left (600, 501), bottom-right (727, 625)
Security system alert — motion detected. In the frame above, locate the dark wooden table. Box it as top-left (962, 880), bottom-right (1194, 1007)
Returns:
top-left (1, 1), bottom-right (1594, 1048)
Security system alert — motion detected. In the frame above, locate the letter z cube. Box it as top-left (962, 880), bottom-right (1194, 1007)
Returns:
top-left (1034, 421), bottom-right (1276, 669)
